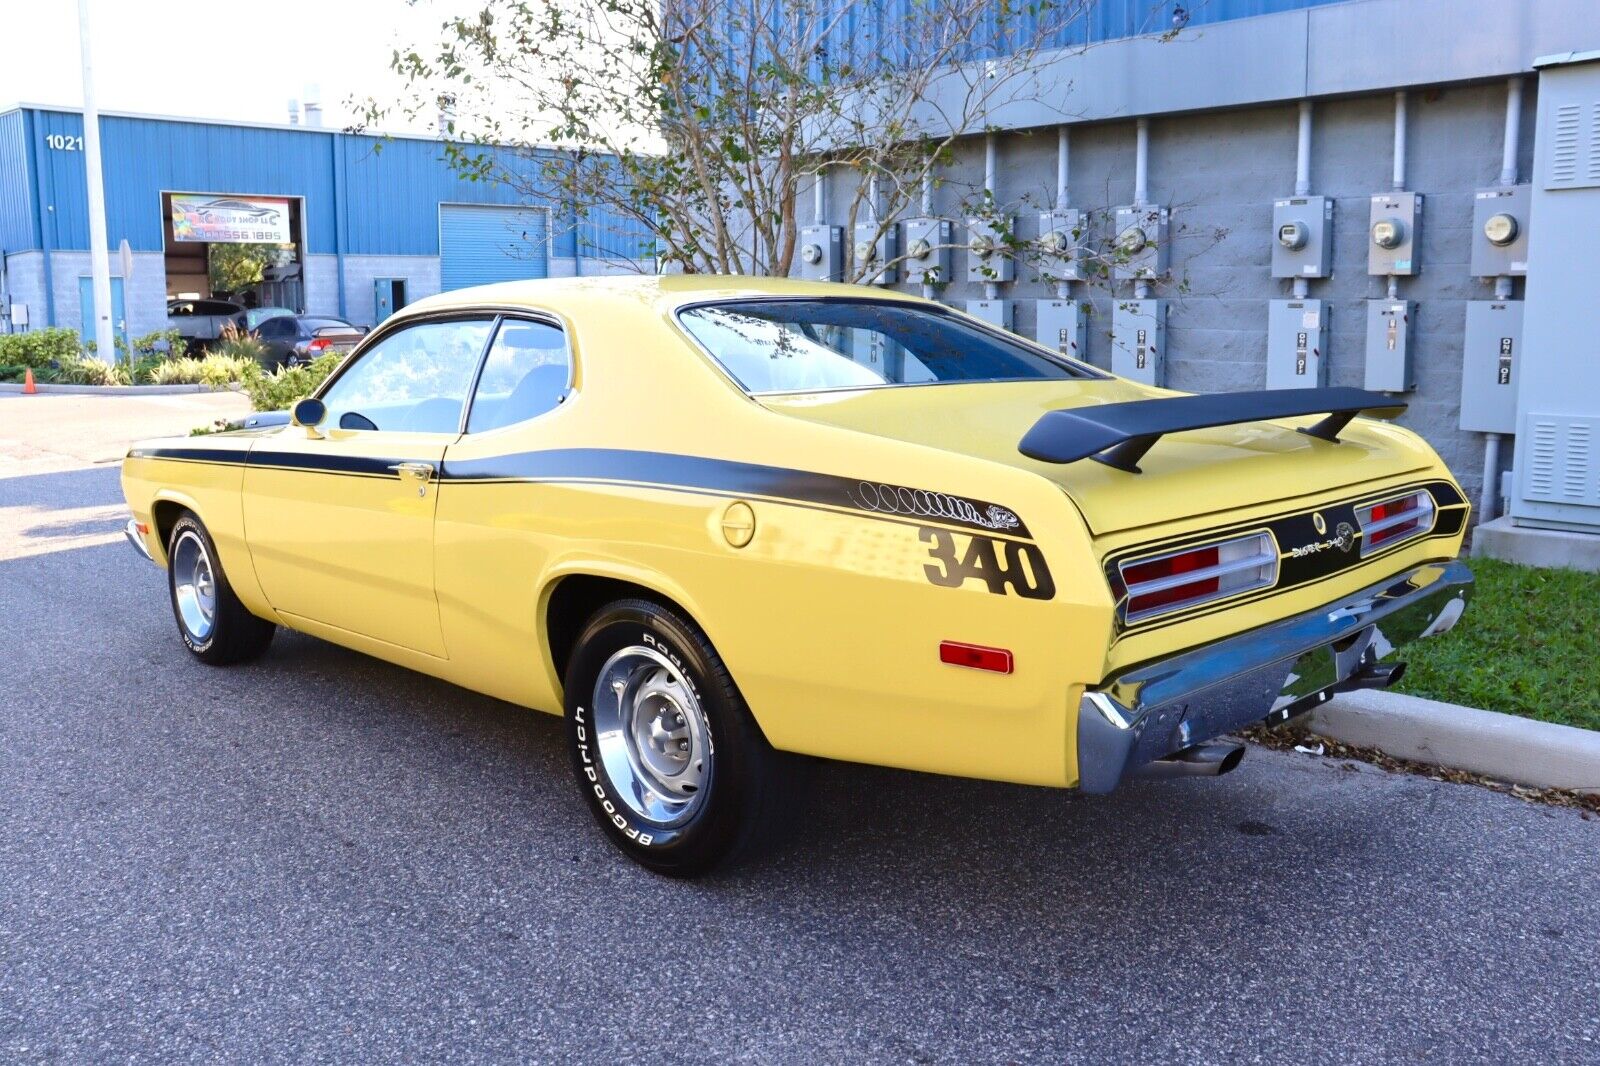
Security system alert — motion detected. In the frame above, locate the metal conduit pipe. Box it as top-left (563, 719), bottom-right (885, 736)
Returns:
top-left (1479, 77), bottom-right (1527, 524)
top-left (1134, 119), bottom-right (1151, 300)
top-left (1057, 126), bottom-right (1071, 300)
top-left (984, 132), bottom-right (999, 301)
top-left (813, 168), bottom-right (825, 228)
top-left (921, 166), bottom-right (935, 300)
top-left (1293, 101), bottom-right (1313, 299)
top-left (1392, 91), bottom-right (1408, 192)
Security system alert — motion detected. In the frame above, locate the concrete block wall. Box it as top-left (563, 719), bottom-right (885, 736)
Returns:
top-left (0, 251), bottom-right (46, 333)
top-left (47, 250), bottom-right (171, 340)
top-left (303, 255), bottom-right (341, 318)
top-left (821, 80), bottom-right (1539, 510)
top-left (339, 254), bottom-right (442, 326)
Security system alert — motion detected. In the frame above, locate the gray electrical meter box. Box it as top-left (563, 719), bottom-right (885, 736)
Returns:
top-left (1036, 209), bottom-right (1085, 283)
top-left (1271, 196), bottom-right (1334, 279)
top-left (1368, 192), bottom-right (1422, 276)
top-left (1470, 185), bottom-right (1531, 277)
top-left (852, 221), bottom-right (899, 285)
top-left (1267, 299), bottom-right (1329, 389)
top-left (965, 299), bottom-right (1012, 331)
top-left (796, 224), bottom-right (842, 282)
top-left (1460, 300), bottom-right (1523, 434)
top-left (1035, 299), bottom-right (1087, 361)
top-left (965, 216), bottom-right (1015, 283)
top-left (1364, 300), bottom-right (1416, 392)
top-left (901, 217), bottom-right (952, 285)
top-left (1113, 205), bottom-right (1170, 281)
top-left (1111, 300), bottom-right (1166, 385)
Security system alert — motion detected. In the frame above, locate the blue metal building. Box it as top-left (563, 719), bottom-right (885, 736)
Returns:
top-left (0, 105), bottom-right (649, 341)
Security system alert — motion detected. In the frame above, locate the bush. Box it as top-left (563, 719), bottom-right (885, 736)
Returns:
top-left (130, 328), bottom-right (186, 360)
top-left (148, 359), bottom-right (205, 385)
top-left (213, 323), bottom-right (272, 369)
top-left (244, 352), bottom-right (343, 411)
top-left (54, 355), bottom-right (131, 386)
top-left (198, 353), bottom-right (255, 388)
top-left (0, 327), bottom-right (83, 369)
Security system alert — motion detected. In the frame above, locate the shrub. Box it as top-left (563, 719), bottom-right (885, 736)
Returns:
top-left (54, 355), bottom-right (131, 386)
top-left (198, 353), bottom-right (255, 388)
top-left (148, 359), bottom-right (205, 385)
top-left (213, 323), bottom-right (272, 369)
top-left (130, 328), bottom-right (186, 360)
top-left (0, 327), bottom-right (83, 369)
top-left (244, 352), bottom-right (343, 411)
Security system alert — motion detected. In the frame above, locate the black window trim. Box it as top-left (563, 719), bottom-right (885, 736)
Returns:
top-left (671, 294), bottom-right (1109, 397)
top-left (310, 305), bottom-right (573, 438)
top-left (459, 312), bottom-right (574, 436)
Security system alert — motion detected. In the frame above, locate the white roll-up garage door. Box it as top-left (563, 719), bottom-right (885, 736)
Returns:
top-left (438, 204), bottom-right (549, 291)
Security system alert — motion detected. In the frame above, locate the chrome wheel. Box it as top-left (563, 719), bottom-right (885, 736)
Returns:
top-left (170, 529), bottom-right (217, 643)
top-left (592, 645), bottom-right (712, 826)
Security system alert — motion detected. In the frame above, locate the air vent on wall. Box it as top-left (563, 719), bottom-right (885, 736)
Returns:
top-left (1546, 101), bottom-right (1600, 190)
top-left (1522, 415), bottom-right (1599, 507)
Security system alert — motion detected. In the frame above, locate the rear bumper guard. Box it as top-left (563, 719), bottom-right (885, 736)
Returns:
top-left (1076, 560), bottom-right (1472, 794)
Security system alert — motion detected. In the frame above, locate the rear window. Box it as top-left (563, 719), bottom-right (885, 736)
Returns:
top-left (677, 299), bottom-right (1097, 394)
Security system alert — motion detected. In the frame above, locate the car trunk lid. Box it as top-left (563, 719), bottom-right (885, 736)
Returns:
top-left (760, 380), bottom-right (1431, 536)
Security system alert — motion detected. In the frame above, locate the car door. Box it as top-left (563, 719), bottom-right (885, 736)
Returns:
top-left (255, 316), bottom-right (294, 367)
top-left (241, 315), bottom-right (496, 657)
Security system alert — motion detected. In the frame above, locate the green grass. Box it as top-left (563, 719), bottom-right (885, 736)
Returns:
top-left (1394, 556), bottom-right (1600, 731)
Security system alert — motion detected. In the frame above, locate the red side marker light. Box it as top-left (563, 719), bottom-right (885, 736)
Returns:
top-left (939, 641), bottom-right (1014, 674)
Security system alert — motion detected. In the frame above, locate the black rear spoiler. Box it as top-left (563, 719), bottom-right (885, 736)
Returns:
top-left (1019, 387), bottom-right (1407, 473)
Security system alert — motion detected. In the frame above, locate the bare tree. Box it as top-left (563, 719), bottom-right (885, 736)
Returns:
top-left (368, 0), bottom-right (1100, 280)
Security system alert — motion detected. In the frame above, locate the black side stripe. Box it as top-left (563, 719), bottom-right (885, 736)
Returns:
top-left (128, 445), bottom-right (1035, 540)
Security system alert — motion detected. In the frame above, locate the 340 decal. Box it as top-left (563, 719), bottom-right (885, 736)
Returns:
top-left (920, 527), bottom-right (1055, 600)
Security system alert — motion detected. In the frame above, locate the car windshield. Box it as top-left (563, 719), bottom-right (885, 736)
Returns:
top-left (677, 299), bottom-right (1095, 394)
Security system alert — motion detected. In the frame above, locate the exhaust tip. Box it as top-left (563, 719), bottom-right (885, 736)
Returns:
top-left (1216, 743), bottom-right (1245, 776)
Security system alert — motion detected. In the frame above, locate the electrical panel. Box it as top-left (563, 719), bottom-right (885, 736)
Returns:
top-left (965, 299), bottom-right (1012, 331)
top-left (796, 225), bottom-right (842, 282)
top-left (1364, 300), bottom-right (1416, 393)
top-left (965, 216), bottom-right (1015, 283)
top-left (1111, 300), bottom-right (1165, 385)
top-left (1112, 205), bottom-right (1169, 281)
top-left (901, 217), bottom-right (952, 286)
top-left (1271, 196), bottom-right (1334, 279)
top-left (1035, 299), bottom-right (1087, 361)
top-left (1460, 300), bottom-right (1523, 434)
top-left (852, 221), bottom-right (899, 285)
top-left (1267, 300), bottom-right (1329, 389)
top-left (1470, 185), bottom-right (1531, 278)
top-left (1367, 193), bottom-right (1422, 276)
top-left (1036, 209), bottom-right (1086, 283)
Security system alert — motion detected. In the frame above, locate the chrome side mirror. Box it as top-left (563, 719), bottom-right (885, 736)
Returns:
top-left (291, 397), bottom-right (327, 439)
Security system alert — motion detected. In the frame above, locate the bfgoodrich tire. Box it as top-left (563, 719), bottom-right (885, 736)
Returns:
top-left (564, 598), bottom-right (805, 877)
top-left (166, 512), bottom-right (276, 666)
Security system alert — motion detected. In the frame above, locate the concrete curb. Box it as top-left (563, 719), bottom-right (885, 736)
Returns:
top-left (1311, 689), bottom-right (1600, 796)
top-left (0, 382), bottom-right (235, 395)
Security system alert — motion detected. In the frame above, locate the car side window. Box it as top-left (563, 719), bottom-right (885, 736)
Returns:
top-left (465, 319), bottom-right (571, 434)
top-left (259, 318), bottom-right (292, 339)
top-left (319, 318), bottom-right (494, 434)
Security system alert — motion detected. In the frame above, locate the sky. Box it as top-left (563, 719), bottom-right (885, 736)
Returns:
top-left (0, 0), bottom-right (465, 132)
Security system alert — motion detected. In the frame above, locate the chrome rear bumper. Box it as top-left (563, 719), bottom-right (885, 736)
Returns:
top-left (1076, 560), bottom-right (1473, 794)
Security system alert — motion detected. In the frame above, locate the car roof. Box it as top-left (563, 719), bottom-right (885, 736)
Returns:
top-left (395, 274), bottom-right (926, 322)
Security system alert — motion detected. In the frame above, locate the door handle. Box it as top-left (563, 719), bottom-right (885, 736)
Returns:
top-left (389, 461), bottom-right (435, 496)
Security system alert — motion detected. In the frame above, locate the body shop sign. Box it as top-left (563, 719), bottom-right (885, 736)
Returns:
top-left (170, 195), bottom-right (292, 243)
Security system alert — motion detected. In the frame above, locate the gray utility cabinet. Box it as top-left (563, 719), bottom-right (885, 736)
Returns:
top-left (1511, 52), bottom-right (1600, 533)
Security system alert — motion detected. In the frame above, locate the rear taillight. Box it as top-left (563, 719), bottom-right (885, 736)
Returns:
top-left (306, 337), bottom-right (333, 352)
top-left (1356, 490), bottom-right (1434, 555)
top-left (1116, 532), bottom-right (1277, 622)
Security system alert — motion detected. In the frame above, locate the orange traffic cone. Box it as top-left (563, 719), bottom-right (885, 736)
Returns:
top-left (22, 366), bottom-right (37, 394)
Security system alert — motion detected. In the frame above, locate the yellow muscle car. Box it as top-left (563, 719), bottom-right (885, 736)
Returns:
top-left (122, 276), bottom-right (1472, 875)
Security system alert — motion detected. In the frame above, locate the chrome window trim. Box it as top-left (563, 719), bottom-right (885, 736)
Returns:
top-left (670, 294), bottom-right (1109, 398)
top-left (459, 312), bottom-right (576, 436)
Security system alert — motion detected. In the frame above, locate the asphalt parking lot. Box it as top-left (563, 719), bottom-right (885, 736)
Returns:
top-left (2, 420), bottom-right (1599, 1061)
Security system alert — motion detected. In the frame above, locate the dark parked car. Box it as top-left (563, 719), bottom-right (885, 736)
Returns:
top-left (167, 298), bottom-right (246, 355)
top-left (253, 315), bottom-right (368, 369)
